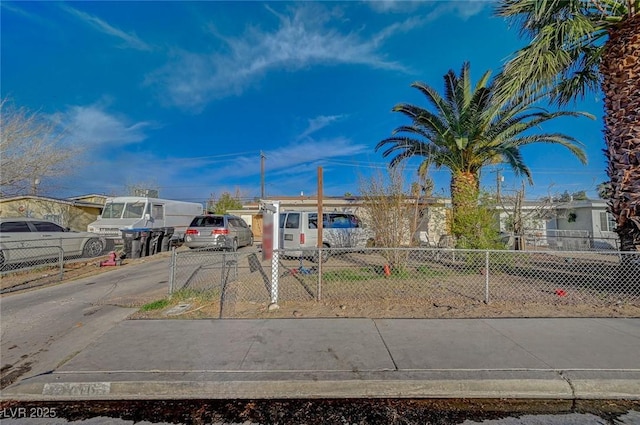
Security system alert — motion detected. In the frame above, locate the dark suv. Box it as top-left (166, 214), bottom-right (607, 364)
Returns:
top-left (183, 214), bottom-right (253, 251)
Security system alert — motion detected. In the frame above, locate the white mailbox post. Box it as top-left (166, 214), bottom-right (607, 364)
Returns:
top-left (260, 201), bottom-right (280, 308)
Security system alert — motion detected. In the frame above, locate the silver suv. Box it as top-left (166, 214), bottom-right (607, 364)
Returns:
top-left (184, 214), bottom-right (253, 251)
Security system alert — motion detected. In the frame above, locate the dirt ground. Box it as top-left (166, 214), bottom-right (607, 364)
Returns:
top-left (3, 250), bottom-right (640, 320)
top-left (130, 294), bottom-right (640, 320)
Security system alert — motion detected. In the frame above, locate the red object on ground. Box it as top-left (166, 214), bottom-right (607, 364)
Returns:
top-left (383, 264), bottom-right (391, 277)
top-left (100, 252), bottom-right (120, 267)
top-left (555, 289), bottom-right (567, 297)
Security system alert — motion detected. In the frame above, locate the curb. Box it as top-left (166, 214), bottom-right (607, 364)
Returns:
top-left (3, 378), bottom-right (639, 401)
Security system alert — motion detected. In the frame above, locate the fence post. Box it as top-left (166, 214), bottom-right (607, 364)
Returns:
top-left (270, 250), bottom-right (279, 306)
top-left (58, 246), bottom-right (64, 281)
top-left (484, 250), bottom-right (490, 304)
top-left (317, 246), bottom-right (322, 302)
top-left (221, 251), bottom-right (226, 289)
top-left (169, 246), bottom-right (176, 294)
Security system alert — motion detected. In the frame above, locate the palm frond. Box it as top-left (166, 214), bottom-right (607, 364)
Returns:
top-left (494, 0), bottom-right (630, 104)
top-left (377, 61), bottom-right (589, 197)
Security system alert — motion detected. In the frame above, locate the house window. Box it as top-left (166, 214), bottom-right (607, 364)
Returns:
top-left (599, 212), bottom-right (616, 232)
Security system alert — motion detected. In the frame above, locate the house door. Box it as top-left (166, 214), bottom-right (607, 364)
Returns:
top-left (252, 214), bottom-right (263, 240)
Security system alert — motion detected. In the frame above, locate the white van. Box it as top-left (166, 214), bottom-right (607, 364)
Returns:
top-left (87, 196), bottom-right (204, 245)
top-left (278, 211), bottom-right (373, 258)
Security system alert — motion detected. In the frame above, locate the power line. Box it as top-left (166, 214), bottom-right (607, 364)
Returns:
top-left (152, 150), bottom-right (260, 163)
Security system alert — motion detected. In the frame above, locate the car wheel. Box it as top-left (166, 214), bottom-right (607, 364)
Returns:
top-left (83, 238), bottom-right (104, 258)
top-left (231, 239), bottom-right (238, 252)
top-left (249, 235), bottom-right (254, 247)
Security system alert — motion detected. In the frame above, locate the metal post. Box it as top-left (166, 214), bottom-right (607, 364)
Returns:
top-left (271, 250), bottom-right (279, 304)
top-left (58, 247), bottom-right (64, 281)
top-left (484, 250), bottom-right (490, 304)
top-left (317, 246), bottom-right (322, 302)
top-left (169, 246), bottom-right (176, 294)
top-left (222, 251), bottom-right (226, 284)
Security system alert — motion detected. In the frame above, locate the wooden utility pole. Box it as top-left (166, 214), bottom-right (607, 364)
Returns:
top-left (317, 166), bottom-right (323, 247)
top-left (260, 151), bottom-right (266, 199)
top-left (317, 166), bottom-right (324, 302)
top-left (496, 168), bottom-right (503, 202)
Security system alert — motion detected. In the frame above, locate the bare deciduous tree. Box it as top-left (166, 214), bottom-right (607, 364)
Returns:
top-left (360, 167), bottom-right (412, 249)
top-left (123, 180), bottom-right (160, 198)
top-left (1, 98), bottom-right (79, 197)
top-left (359, 166), bottom-right (424, 268)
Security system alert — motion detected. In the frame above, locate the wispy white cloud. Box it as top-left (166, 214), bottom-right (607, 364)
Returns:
top-left (368, 0), bottom-right (490, 19)
top-left (431, 1), bottom-right (490, 20)
top-left (367, 0), bottom-right (424, 13)
top-left (51, 103), bottom-right (155, 147)
top-left (1, 2), bottom-right (47, 23)
top-left (213, 137), bottom-right (368, 179)
top-left (61, 5), bottom-right (153, 51)
top-left (296, 115), bottom-right (346, 141)
top-left (145, 4), bottom-right (409, 111)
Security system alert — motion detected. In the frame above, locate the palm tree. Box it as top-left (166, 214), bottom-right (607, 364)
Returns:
top-left (495, 0), bottom-right (640, 251)
top-left (376, 62), bottom-right (591, 244)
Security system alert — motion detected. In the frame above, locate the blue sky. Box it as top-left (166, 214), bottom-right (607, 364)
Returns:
top-left (1, 1), bottom-right (608, 204)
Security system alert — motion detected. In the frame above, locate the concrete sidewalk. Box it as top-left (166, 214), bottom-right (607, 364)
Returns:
top-left (2, 318), bottom-right (640, 401)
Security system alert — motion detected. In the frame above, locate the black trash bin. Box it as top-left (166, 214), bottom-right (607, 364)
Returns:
top-left (121, 229), bottom-right (138, 259)
top-left (139, 229), bottom-right (151, 257)
top-left (160, 227), bottom-right (175, 252)
top-left (149, 229), bottom-right (165, 255)
top-left (121, 228), bottom-right (151, 258)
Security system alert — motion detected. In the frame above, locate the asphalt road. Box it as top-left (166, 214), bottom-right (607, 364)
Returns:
top-left (0, 255), bottom-right (172, 388)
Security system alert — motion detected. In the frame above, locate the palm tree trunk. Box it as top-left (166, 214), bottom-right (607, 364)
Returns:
top-left (450, 171), bottom-right (479, 243)
top-left (601, 14), bottom-right (640, 252)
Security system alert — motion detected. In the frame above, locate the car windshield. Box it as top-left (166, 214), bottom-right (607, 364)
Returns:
top-left (122, 201), bottom-right (146, 219)
top-left (101, 202), bottom-right (125, 219)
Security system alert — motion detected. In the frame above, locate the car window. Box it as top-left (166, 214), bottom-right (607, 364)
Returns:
top-left (285, 213), bottom-right (300, 229)
top-left (0, 221), bottom-right (32, 232)
top-left (236, 218), bottom-right (248, 228)
top-left (32, 221), bottom-right (65, 232)
top-left (191, 216), bottom-right (225, 227)
top-left (152, 204), bottom-right (164, 219)
top-left (307, 213), bottom-right (328, 229)
top-left (308, 213), bottom-right (317, 229)
top-left (326, 213), bottom-right (359, 228)
top-left (229, 218), bottom-right (246, 228)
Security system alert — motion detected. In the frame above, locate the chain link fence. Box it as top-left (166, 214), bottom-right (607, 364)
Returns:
top-left (0, 236), bottom-right (109, 293)
top-left (516, 229), bottom-right (620, 251)
top-left (169, 247), bottom-right (640, 318)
